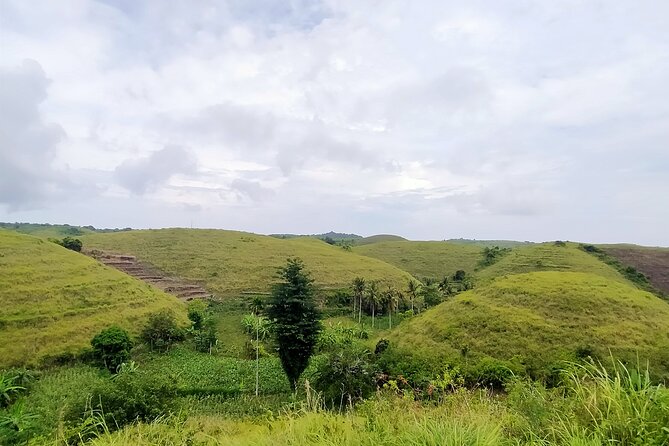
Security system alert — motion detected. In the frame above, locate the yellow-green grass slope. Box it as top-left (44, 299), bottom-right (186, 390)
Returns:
top-left (389, 271), bottom-right (669, 380)
top-left (82, 229), bottom-right (414, 296)
top-left (353, 241), bottom-right (483, 280)
top-left (474, 242), bottom-right (630, 284)
top-left (0, 230), bottom-right (185, 368)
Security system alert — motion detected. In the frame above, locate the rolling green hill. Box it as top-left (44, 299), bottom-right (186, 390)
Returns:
top-left (353, 241), bottom-right (482, 280)
top-left (82, 229), bottom-right (414, 296)
top-left (355, 234), bottom-right (408, 245)
top-left (474, 242), bottom-right (629, 283)
top-left (388, 271), bottom-right (669, 380)
top-left (0, 230), bottom-right (185, 368)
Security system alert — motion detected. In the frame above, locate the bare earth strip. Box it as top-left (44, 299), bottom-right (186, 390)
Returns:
top-left (604, 247), bottom-right (669, 294)
top-left (85, 249), bottom-right (212, 301)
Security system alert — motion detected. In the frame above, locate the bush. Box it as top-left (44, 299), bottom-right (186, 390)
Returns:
top-left (91, 326), bottom-right (133, 372)
top-left (466, 358), bottom-right (520, 389)
top-left (187, 301), bottom-right (207, 330)
top-left (314, 346), bottom-right (378, 408)
top-left (140, 311), bottom-right (185, 352)
top-left (92, 371), bottom-right (177, 429)
top-left (50, 236), bottom-right (83, 252)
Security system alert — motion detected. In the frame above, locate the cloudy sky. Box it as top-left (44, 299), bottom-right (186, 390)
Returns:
top-left (1, 0), bottom-right (668, 245)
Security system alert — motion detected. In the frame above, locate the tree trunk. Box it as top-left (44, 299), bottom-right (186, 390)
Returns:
top-left (255, 314), bottom-right (260, 397)
top-left (372, 305), bottom-right (375, 328)
top-left (389, 307), bottom-right (392, 330)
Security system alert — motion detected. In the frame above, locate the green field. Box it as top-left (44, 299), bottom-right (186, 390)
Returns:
top-left (0, 230), bottom-right (186, 367)
top-left (388, 271), bottom-right (669, 380)
top-left (353, 241), bottom-right (484, 280)
top-left (82, 229), bottom-right (414, 296)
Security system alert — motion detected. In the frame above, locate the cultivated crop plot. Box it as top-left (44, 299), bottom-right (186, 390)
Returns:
top-left (1, 1), bottom-right (668, 445)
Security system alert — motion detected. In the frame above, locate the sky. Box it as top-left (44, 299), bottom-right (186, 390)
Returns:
top-left (1, 0), bottom-right (668, 245)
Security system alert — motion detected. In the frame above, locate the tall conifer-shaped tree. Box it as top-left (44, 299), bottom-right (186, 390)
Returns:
top-left (266, 258), bottom-right (322, 391)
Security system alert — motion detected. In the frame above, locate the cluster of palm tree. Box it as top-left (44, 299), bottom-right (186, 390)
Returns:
top-left (350, 272), bottom-right (474, 329)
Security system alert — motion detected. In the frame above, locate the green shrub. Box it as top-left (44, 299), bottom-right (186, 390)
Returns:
top-left (466, 358), bottom-right (521, 389)
top-left (140, 311), bottom-right (185, 352)
top-left (314, 346), bottom-right (377, 408)
top-left (91, 326), bottom-right (133, 372)
top-left (49, 236), bottom-right (83, 252)
top-left (92, 371), bottom-right (177, 429)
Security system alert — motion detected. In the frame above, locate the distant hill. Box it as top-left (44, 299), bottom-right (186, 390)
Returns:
top-left (0, 230), bottom-right (185, 367)
top-left (269, 231), bottom-right (363, 241)
top-left (354, 241), bottom-right (480, 280)
top-left (355, 234), bottom-right (408, 245)
top-left (474, 242), bottom-right (631, 284)
top-left (0, 222), bottom-right (132, 238)
top-left (388, 271), bottom-right (669, 381)
top-left (82, 228), bottom-right (413, 296)
top-left (446, 238), bottom-right (534, 248)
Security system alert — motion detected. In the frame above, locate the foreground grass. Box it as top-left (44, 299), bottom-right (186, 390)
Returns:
top-left (79, 362), bottom-right (669, 446)
top-left (389, 271), bottom-right (669, 381)
top-left (82, 229), bottom-right (414, 297)
top-left (0, 230), bottom-right (186, 367)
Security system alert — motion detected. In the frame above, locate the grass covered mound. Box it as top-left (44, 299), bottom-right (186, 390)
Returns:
top-left (353, 241), bottom-right (482, 280)
top-left (388, 271), bottom-right (669, 381)
top-left (0, 230), bottom-right (185, 367)
top-left (474, 243), bottom-right (629, 283)
top-left (82, 229), bottom-right (413, 296)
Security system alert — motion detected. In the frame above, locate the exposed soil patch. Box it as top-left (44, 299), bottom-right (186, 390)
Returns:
top-left (85, 249), bottom-right (212, 301)
top-left (604, 247), bottom-right (669, 295)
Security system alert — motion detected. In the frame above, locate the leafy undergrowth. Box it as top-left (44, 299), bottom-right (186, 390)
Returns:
top-left (387, 271), bottom-right (669, 382)
top-left (81, 229), bottom-right (413, 297)
top-left (60, 362), bottom-right (669, 446)
top-left (0, 230), bottom-right (186, 368)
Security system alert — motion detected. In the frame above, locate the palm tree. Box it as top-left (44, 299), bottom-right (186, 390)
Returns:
top-left (366, 281), bottom-right (380, 328)
top-left (352, 277), bottom-right (366, 323)
top-left (407, 279), bottom-right (421, 314)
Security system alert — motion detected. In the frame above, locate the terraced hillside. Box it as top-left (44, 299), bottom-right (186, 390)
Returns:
top-left (82, 229), bottom-right (414, 296)
top-left (474, 242), bottom-right (628, 283)
top-left (353, 241), bottom-right (483, 280)
top-left (388, 271), bottom-right (669, 380)
top-left (0, 230), bottom-right (185, 368)
top-left (602, 245), bottom-right (669, 294)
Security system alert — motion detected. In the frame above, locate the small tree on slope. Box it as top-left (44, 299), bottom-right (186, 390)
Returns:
top-left (266, 258), bottom-right (322, 391)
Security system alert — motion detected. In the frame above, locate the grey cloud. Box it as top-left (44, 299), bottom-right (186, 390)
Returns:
top-left (231, 178), bottom-right (275, 201)
top-left (0, 60), bottom-right (67, 210)
top-left (184, 103), bottom-right (276, 149)
top-left (115, 145), bottom-right (197, 194)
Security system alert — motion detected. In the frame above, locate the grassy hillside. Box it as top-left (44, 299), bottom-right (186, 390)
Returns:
top-left (446, 238), bottom-right (534, 248)
top-left (388, 271), bottom-right (669, 380)
top-left (82, 229), bottom-right (414, 296)
top-left (355, 234), bottom-right (407, 245)
top-left (0, 230), bottom-right (185, 368)
top-left (353, 241), bottom-right (482, 280)
top-left (474, 242), bottom-right (628, 283)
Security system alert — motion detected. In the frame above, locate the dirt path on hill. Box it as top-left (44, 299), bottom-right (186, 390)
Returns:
top-left (84, 249), bottom-right (212, 301)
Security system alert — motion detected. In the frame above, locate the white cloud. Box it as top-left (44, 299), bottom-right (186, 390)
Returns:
top-left (1, 0), bottom-right (668, 244)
